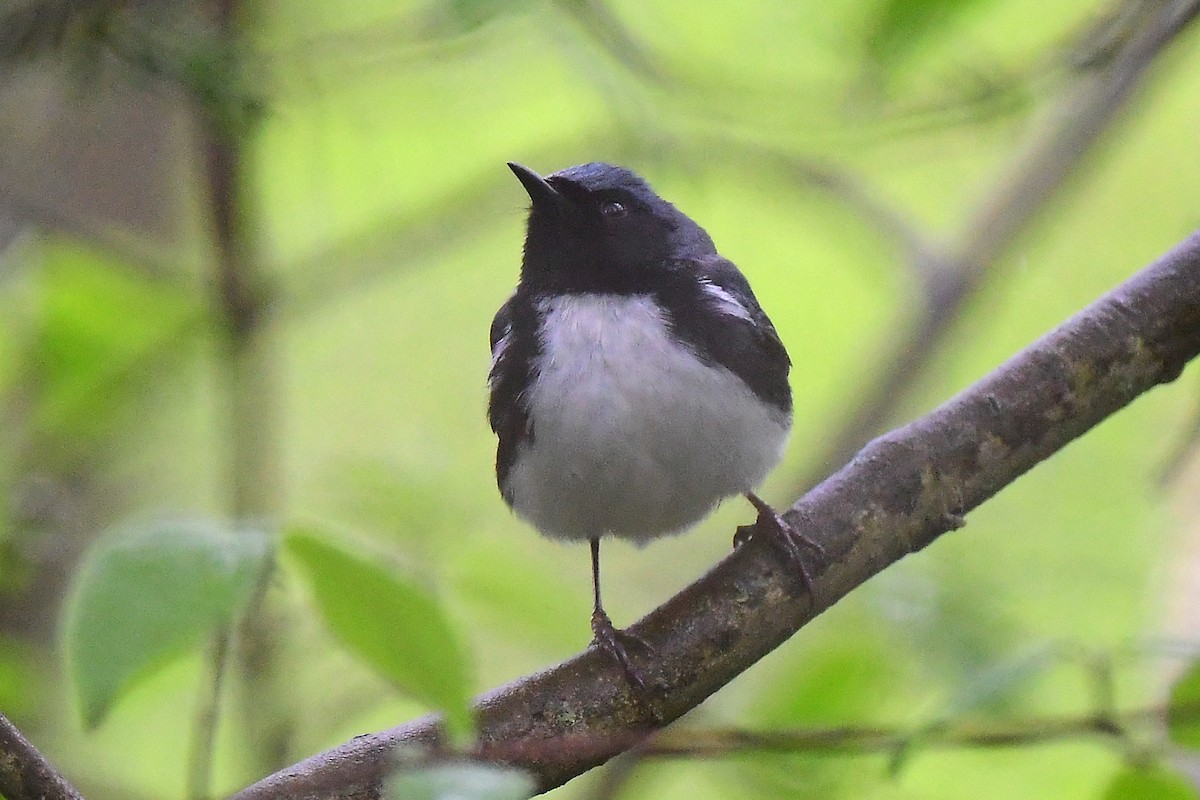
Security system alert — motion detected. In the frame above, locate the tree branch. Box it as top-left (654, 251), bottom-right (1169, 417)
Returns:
top-left (229, 227), bottom-right (1200, 798)
top-left (0, 711), bottom-right (84, 800)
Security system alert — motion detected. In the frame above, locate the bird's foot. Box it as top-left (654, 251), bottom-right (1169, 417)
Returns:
top-left (737, 493), bottom-right (826, 596)
top-left (591, 607), bottom-right (653, 694)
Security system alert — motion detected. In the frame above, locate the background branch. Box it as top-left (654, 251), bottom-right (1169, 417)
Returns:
top-left (796, 0), bottom-right (1200, 488)
top-left (637, 701), bottom-right (1191, 759)
top-left (229, 229), bottom-right (1200, 798)
top-left (587, 698), bottom-right (1189, 800)
top-left (193, 1), bottom-right (288, 794)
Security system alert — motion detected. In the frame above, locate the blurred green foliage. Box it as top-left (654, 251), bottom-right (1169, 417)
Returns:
top-left (1169, 660), bottom-right (1200, 750)
top-left (31, 243), bottom-right (198, 447)
top-left (0, 0), bottom-right (1199, 799)
top-left (1101, 766), bottom-right (1198, 800)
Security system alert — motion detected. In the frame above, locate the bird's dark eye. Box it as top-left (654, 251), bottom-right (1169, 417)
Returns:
top-left (599, 201), bottom-right (627, 218)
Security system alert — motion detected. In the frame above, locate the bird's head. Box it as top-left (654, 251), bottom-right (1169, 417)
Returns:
top-left (508, 162), bottom-right (715, 293)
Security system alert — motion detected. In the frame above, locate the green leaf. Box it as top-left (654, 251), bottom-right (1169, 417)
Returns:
top-left (386, 762), bottom-right (534, 800)
top-left (1168, 659), bottom-right (1200, 749)
top-left (284, 530), bottom-right (473, 738)
top-left (1100, 766), bottom-right (1198, 800)
top-left (63, 518), bottom-right (270, 727)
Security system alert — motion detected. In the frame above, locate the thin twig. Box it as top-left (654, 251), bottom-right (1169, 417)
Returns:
top-left (589, 645), bottom-right (1179, 799)
top-left (579, 698), bottom-right (1191, 792)
top-left (188, 630), bottom-right (234, 799)
top-left (635, 702), bottom-right (1184, 759)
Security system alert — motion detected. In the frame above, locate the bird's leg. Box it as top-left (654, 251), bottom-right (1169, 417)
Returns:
top-left (589, 538), bottom-right (651, 692)
top-left (736, 492), bottom-right (826, 595)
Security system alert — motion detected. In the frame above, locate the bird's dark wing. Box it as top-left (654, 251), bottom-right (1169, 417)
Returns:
top-left (659, 254), bottom-right (792, 416)
top-left (487, 292), bottom-right (538, 501)
top-left (489, 295), bottom-right (513, 353)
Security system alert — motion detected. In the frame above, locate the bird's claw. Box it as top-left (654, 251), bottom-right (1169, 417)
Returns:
top-left (742, 494), bottom-right (825, 596)
top-left (591, 608), bottom-right (653, 693)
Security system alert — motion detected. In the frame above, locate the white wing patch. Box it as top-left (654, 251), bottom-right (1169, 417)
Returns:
top-left (699, 279), bottom-right (753, 322)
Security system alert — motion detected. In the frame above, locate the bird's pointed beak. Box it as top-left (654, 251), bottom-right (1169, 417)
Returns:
top-left (508, 162), bottom-right (562, 211)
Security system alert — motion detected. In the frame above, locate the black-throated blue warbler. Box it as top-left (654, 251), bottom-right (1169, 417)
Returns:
top-left (488, 162), bottom-right (821, 689)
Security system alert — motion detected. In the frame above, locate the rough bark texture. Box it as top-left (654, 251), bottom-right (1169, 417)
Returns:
top-left (227, 231), bottom-right (1200, 800)
top-left (0, 712), bottom-right (84, 800)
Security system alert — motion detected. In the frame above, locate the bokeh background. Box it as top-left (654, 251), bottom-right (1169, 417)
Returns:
top-left (2, 1), bottom-right (1200, 798)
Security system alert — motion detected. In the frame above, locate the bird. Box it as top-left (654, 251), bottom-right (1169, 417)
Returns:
top-left (488, 161), bottom-right (822, 690)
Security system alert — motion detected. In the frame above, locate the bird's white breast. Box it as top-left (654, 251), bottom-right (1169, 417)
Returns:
top-left (504, 293), bottom-right (790, 543)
